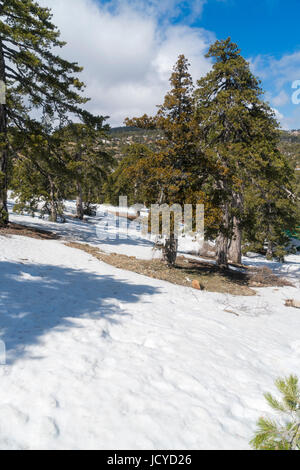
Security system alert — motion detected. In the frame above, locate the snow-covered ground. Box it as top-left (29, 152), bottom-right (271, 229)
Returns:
top-left (6, 196), bottom-right (202, 260)
top-left (0, 197), bottom-right (300, 450)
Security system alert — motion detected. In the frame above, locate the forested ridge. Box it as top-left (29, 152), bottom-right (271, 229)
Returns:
top-left (109, 127), bottom-right (300, 171)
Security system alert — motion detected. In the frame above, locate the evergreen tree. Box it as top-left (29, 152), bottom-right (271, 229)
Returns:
top-left (126, 55), bottom-right (200, 265)
top-left (0, 0), bottom-right (93, 226)
top-left (11, 122), bottom-right (68, 222)
top-left (251, 375), bottom-right (300, 450)
top-left (194, 38), bottom-right (292, 267)
top-left (243, 157), bottom-right (297, 261)
top-left (57, 120), bottom-right (113, 219)
top-left (104, 143), bottom-right (155, 207)
top-left (278, 131), bottom-right (300, 235)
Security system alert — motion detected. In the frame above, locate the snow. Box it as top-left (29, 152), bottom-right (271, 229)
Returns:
top-left (0, 197), bottom-right (300, 450)
top-left (6, 195), bottom-right (202, 260)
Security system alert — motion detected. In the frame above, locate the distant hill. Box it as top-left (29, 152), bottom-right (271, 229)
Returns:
top-left (108, 127), bottom-right (300, 171)
top-left (106, 127), bottom-right (162, 161)
top-left (110, 126), bottom-right (144, 134)
top-left (109, 126), bottom-right (160, 138)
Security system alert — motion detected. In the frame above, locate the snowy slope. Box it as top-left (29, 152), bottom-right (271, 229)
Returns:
top-left (0, 232), bottom-right (300, 450)
top-left (7, 196), bottom-right (200, 260)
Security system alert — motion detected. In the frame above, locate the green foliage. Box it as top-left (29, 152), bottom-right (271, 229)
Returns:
top-left (56, 121), bottom-right (113, 215)
top-left (112, 43), bottom-right (299, 265)
top-left (10, 117), bottom-right (113, 221)
top-left (279, 131), bottom-right (300, 225)
top-left (10, 128), bottom-right (67, 221)
top-left (105, 127), bottom-right (300, 246)
top-left (243, 167), bottom-right (298, 261)
top-left (125, 54), bottom-right (200, 207)
top-left (122, 55), bottom-right (203, 264)
top-left (194, 38), bottom-right (297, 264)
top-left (104, 143), bottom-right (154, 206)
top-left (2, 17), bottom-right (298, 262)
top-left (0, 0), bottom-right (105, 225)
top-left (251, 375), bottom-right (300, 450)
top-left (0, 0), bottom-right (89, 123)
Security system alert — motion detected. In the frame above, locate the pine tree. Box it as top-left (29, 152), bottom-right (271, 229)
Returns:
top-left (11, 121), bottom-right (68, 222)
top-left (251, 375), bottom-right (300, 450)
top-left (194, 38), bottom-right (288, 267)
top-left (279, 132), bottom-right (300, 216)
top-left (104, 143), bottom-right (155, 207)
top-left (243, 153), bottom-right (297, 261)
top-left (0, 0), bottom-right (92, 226)
top-left (126, 55), bottom-right (200, 265)
top-left (57, 120), bottom-right (113, 220)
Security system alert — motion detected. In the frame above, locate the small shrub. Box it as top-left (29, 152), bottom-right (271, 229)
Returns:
top-left (250, 375), bottom-right (300, 450)
top-left (249, 267), bottom-right (293, 287)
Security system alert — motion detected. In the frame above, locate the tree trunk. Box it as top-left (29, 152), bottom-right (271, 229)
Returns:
top-left (216, 202), bottom-right (230, 268)
top-left (162, 233), bottom-right (178, 266)
top-left (216, 233), bottom-right (229, 268)
top-left (49, 178), bottom-right (57, 222)
top-left (157, 189), bottom-right (179, 266)
top-left (228, 192), bottom-right (243, 264)
top-left (0, 38), bottom-right (8, 227)
top-left (0, 144), bottom-right (8, 227)
top-left (228, 223), bottom-right (242, 264)
top-left (266, 240), bottom-right (274, 260)
top-left (76, 182), bottom-right (84, 220)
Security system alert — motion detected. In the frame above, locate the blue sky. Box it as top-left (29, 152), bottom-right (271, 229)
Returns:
top-left (43, 0), bottom-right (300, 128)
top-left (199, 0), bottom-right (300, 58)
top-left (193, 0), bottom-right (300, 128)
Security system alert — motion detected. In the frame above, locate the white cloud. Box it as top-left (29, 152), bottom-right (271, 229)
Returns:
top-left (251, 51), bottom-right (300, 90)
top-left (104, 0), bottom-right (208, 23)
top-left (39, 0), bottom-right (214, 126)
top-left (250, 50), bottom-right (300, 129)
top-left (270, 90), bottom-right (289, 107)
top-left (276, 108), bottom-right (300, 131)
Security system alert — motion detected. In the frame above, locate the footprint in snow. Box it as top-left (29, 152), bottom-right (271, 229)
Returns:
top-left (40, 417), bottom-right (60, 439)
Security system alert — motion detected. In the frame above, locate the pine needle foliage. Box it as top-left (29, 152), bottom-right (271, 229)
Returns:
top-left (251, 375), bottom-right (300, 451)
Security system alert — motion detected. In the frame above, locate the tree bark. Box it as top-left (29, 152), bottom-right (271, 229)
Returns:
top-left (216, 233), bottom-right (229, 268)
top-left (216, 202), bottom-right (230, 268)
top-left (228, 223), bottom-right (242, 264)
top-left (162, 232), bottom-right (178, 266)
top-left (0, 38), bottom-right (8, 227)
top-left (266, 240), bottom-right (274, 260)
top-left (157, 189), bottom-right (179, 266)
top-left (228, 192), bottom-right (243, 264)
top-left (49, 177), bottom-right (57, 222)
top-left (76, 181), bottom-right (84, 220)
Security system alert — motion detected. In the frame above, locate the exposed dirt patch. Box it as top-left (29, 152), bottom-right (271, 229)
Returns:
top-left (1, 222), bottom-right (291, 294)
top-left (247, 266), bottom-right (294, 288)
top-left (0, 222), bottom-right (60, 240)
top-left (65, 242), bottom-right (259, 296)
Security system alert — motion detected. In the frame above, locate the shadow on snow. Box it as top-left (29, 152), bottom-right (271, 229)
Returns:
top-left (0, 260), bottom-right (159, 364)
